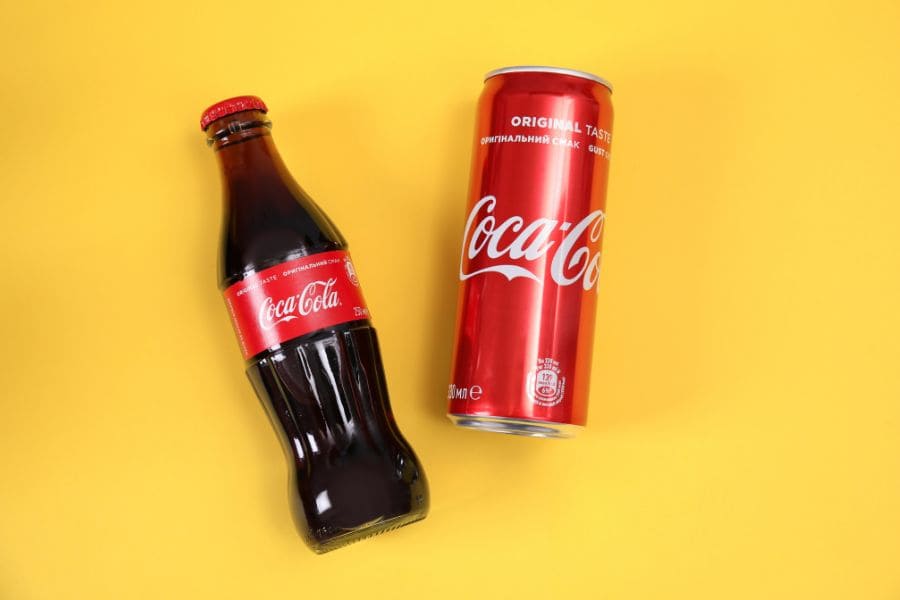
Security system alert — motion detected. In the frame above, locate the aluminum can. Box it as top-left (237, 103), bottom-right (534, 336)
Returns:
top-left (447, 66), bottom-right (614, 438)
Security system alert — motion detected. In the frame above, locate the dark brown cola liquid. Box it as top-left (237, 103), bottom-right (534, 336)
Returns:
top-left (207, 107), bottom-right (428, 553)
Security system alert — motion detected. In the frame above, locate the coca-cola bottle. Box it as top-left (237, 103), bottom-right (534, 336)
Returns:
top-left (201, 96), bottom-right (428, 553)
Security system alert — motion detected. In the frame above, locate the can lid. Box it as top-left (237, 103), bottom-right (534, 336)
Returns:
top-left (200, 95), bottom-right (268, 131)
top-left (484, 66), bottom-right (612, 92)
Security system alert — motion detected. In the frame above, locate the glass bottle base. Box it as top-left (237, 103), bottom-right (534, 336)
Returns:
top-left (311, 511), bottom-right (428, 554)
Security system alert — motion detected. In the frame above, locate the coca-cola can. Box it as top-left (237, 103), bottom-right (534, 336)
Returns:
top-left (447, 66), bottom-right (614, 438)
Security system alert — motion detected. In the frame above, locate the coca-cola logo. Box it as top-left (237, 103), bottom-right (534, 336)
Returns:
top-left (258, 278), bottom-right (339, 330)
top-left (459, 195), bottom-right (605, 290)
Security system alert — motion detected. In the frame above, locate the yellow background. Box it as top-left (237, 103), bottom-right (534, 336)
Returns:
top-left (2, 0), bottom-right (899, 598)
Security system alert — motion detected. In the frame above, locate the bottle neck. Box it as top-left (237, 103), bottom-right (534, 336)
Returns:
top-left (206, 110), bottom-right (285, 183)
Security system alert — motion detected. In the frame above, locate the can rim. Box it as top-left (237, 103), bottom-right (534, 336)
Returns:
top-left (484, 65), bottom-right (613, 92)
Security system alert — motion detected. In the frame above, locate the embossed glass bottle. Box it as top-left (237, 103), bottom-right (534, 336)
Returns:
top-left (201, 96), bottom-right (428, 553)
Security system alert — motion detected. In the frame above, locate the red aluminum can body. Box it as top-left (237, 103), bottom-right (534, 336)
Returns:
top-left (447, 66), bottom-right (614, 438)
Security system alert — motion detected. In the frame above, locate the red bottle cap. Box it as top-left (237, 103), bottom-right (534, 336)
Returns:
top-left (200, 95), bottom-right (268, 131)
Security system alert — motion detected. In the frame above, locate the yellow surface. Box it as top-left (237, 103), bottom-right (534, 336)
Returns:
top-left (2, 1), bottom-right (899, 598)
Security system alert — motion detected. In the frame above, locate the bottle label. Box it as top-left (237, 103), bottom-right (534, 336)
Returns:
top-left (222, 250), bottom-right (370, 360)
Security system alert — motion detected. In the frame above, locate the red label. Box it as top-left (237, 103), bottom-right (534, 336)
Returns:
top-left (223, 251), bottom-right (370, 360)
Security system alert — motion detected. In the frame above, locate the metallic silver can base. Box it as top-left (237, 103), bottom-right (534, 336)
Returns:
top-left (448, 414), bottom-right (582, 439)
